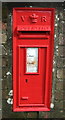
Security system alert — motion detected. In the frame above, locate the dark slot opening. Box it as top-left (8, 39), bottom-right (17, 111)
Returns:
top-left (18, 31), bottom-right (50, 35)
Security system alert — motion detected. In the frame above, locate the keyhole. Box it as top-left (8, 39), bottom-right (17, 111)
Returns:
top-left (25, 79), bottom-right (28, 83)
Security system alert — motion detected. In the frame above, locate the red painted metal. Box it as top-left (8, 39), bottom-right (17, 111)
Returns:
top-left (13, 8), bottom-right (55, 111)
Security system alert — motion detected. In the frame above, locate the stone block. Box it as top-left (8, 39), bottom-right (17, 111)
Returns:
top-left (2, 33), bottom-right (7, 43)
top-left (0, 69), bottom-right (2, 78)
top-left (0, 33), bottom-right (2, 44)
top-left (59, 33), bottom-right (65, 45)
top-left (2, 79), bottom-right (8, 90)
top-left (59, 12), bottom-right (63, 20)
top-left (57, 58), bottom-right (65, 68)
top-left (2, 22), bottom-right (7, 31)
top-left (55, 90), bottom-right (63, 101)
top-left (39, 112), bottom-right (50, 118)
top-left (0, 79), bottom-right (2, 90)
top-left (0, 55), bottom-right (7, 68)
top-left (0, 45), bottom-right (6, 56)
top-left (2, 99), bottom-right (28, 118)
top-left (0, 111), bottom-right (2, 119)
top-left (2, 67), bottom-right (8, 78)
top-left (0, 56), bottom-right (2, 67)
top-left (54, 100), bottom-right (63, 109)
top-left (58, 46), bottom-right (65, 57)
top-left (56, 81), bottom-right (63, 90)
top-left (2, 89), bottom-right (8, 99)
top-left (63, 10), bottom-right (65, 20)
top-left (57, 69), bottom-right (65, 79)
top-left (27, 112), bottom-right (37, 118)
top-left (49, 110), bottom-right (64, 118)
top-left (57, 69), bottom-right (63, 79)
top-left (2, 57), bottom-right (7, 67)
top-left (6, 76), bottom-right (12, 90)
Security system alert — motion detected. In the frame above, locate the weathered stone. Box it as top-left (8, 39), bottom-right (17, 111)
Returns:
top-left (49, 110), bottom-right (64, 118)
top-left (1, 3), bottom-right (65, 119)
top-left (0, 57), bottom-right (2, 67)
top-left (39, 110), bottom-right (64, 118)
top-left (27, 112), bottom-right (37, 118)
top-left (59, 12), bottom-right (63, 20)
top-left (2, 57), bottom-right (7, 67)
top-left (0, 21), bottom-right (2, 31)
top-left (57, 69), bottom-right (63, 79)
top-left (2, 67), bottom-right (8, 78)
top-left (54, 100), bottom-right (63, 109)
top-left (59, 33), bottom-right (65, 45)
top-left (8, 55), bottom-right (12, 69)
top-left (57, 58), bottom-right (65, 68)
top-left (58, 46), bottom-right (65, 57)
top-left (2, 33), bottom-right (7, 43)
top-left (55, 90), bottom-right (63, 101)
top-left (63, 9), bottom-right (65, 20)
top-left (0, 55), bottom-right (7, 68)
top-left (0, 45), bottom-right (6, 55)
top-left (2, 22), bottom-right (7, 31)
top-left (0, 80), bottom-right (2, 90)
top-left (0, 45), bottom-right (2, 55)
top-left (2, 89), bottom-right (8, 99)
top-left (2, 79), bottom-right (8, 90)
top-left (2, 99), bottom-right (28, 118)
top-left (57, 69), bottom-right (65, 79)
top-left (0, 89), bottom-right (2, 100)
top-left (56, 81), bottom-right (63, 90)
top-left (0, 68), bottom-right (2, 78)
top-left (39, 112), bottom-right (50, 118)
top-left (0, 33), bottom-right (2, 44)
top-left (7, 76), bottom-right (12, 90)
top-left (0, 111), bottom-right (2, 119)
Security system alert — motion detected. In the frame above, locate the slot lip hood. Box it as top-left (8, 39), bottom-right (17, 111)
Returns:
top-left (17, 25), bottom-right (51, 31)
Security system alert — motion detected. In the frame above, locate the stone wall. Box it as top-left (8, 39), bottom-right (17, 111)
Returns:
top-left (1, 2), bottom-right (65, 119)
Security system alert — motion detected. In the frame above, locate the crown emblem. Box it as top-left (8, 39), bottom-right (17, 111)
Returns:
top-left (29, 13), bottom-right (38, 23)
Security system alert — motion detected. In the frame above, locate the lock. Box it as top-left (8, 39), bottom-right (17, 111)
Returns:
top-left (25, 79), bottom-right (28, 83)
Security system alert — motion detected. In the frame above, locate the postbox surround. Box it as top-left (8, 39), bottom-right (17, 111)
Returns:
top-left (13, 8), bottom-right (55, 111)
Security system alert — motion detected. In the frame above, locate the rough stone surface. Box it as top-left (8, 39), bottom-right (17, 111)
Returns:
top-left (2, 3), bottom-right (65, 119)
top-left (55, 81), bottom-right (63, 90)
top-left (0, 111), bottom-right (2, 120)
top-left (59, 33), bottom-right (65, 45)
top-left (58, 46), bottom-right (65, 57)
top-left (27, 112), bottom-right (37, 118)
top-left (57, 58), bottom-right (65, 68)
top-left (54, 100), bottom-right (63, 109)
top-left (57, 69), bottom-right (65, 79)
top-left (39, 110), bottom-right (64, 118)
top-left (2, 33), bottom-right (7, 43)
top-left (55, 90), bottom-right (63, 101)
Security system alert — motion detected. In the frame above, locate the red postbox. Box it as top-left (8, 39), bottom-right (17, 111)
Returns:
top-left (13, 8), bottom-right (55, 111)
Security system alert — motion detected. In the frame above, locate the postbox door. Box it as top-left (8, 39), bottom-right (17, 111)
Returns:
top-left (18, 46), bottom-right (47, 105)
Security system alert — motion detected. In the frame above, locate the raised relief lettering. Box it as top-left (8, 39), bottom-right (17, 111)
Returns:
top-left (41, 16), bottom-right (47, 22)
top-left (21, 16), bottom-right (25, 22)
top-left (29, 13), bottom-right (38, 23)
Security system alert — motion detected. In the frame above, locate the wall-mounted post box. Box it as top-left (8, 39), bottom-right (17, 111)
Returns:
top-left (13, 8), bottom-right (55, 111)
